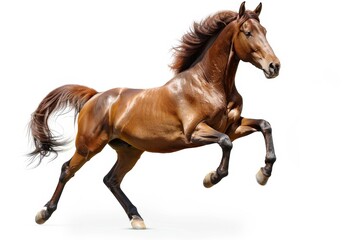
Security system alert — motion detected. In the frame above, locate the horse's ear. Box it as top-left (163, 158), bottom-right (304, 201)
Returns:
top-left (238, 1), bottom-right (246, 18)
top-left (254, 2), bottom-right (262, 16)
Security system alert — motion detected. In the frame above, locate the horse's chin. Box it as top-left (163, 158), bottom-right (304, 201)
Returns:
top-left (263, 69), bottom-right (279, 79)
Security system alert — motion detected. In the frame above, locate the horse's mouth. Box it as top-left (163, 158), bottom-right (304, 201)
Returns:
top-left (263, 68), bottom-right (279, 79)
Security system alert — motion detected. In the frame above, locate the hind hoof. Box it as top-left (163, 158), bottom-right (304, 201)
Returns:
top-left (203, 171), bottom-right (216, 188)
top-left (35, 208), bottom-right (49, 225)
top-left (256, 169), bottom-right (269, 186)
top-left (131, 215), bottom-right (146, 229)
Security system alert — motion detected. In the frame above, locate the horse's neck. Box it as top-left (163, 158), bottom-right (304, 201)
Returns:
top-left (197, 23), bottom-right (240, 98)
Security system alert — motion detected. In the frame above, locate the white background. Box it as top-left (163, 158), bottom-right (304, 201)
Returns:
top-left (1, 0), bottom-right (359, 239)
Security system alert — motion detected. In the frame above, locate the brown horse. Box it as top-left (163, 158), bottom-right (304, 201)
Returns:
top-left (28, 2), bottom-right (280, 229)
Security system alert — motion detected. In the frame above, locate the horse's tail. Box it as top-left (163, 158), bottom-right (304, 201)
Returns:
top-left (28, 84), bottom-right (98, 165)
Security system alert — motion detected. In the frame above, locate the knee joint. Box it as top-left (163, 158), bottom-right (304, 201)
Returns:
top-left (219, 135), bottom-right (232, 151)
top-left (260, 120), bottom-right (272, 134)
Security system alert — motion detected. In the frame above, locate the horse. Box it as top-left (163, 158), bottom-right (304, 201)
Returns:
top-left (28, 2), bottom-right (280, 229)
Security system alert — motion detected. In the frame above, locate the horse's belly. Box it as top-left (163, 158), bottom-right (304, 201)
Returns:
top-left (113, 108), bottom-right (191, 153)
top-left (117, 125), bottom-right (191, 153)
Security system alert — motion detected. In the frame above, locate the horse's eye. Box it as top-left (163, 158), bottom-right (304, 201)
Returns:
top-left (244, 31), bottom-right (252, 37)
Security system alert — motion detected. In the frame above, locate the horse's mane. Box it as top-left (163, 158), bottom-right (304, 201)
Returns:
top-left (170, 11), bottom-right (238, 74)
top-left (170, 10), bottom-right (260, 74)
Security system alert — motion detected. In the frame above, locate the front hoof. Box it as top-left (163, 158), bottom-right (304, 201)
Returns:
top-left (256, 168), bottom-right (270, 186)
top-left (203, 171), bottom-right (216, 188)
top-left (131, 215), bottom-right (146, 229)
top-left (35, 208), bottom-right (49, 225)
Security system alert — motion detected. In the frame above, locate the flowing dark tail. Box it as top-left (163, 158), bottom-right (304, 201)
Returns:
top-left (28, 84), bottom-right (98, 165)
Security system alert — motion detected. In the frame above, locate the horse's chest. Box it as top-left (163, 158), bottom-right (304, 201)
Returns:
top-left (213, 104), bottom-right (242, 132)
top-left (203, 106), bottom-right (228, 132)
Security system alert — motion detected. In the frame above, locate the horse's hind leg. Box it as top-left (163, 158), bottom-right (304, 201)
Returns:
top-left (35, 142), bottom-right (107, 224)
top-left (104, 140), bottom-right (145, 229)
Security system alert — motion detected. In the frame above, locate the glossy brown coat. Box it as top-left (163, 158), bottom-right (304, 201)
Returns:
top-left (29, 2), bottom-right (280, 229)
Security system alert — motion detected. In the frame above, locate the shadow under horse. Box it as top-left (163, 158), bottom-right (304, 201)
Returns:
top-left (28, 2), bottom-right (280, 229)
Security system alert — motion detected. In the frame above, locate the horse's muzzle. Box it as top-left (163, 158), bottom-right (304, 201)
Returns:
top-left (264, 61), bottom-right (280, 79)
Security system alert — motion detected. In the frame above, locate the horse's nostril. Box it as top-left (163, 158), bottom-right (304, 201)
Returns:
top-left (269, 62), bottom-right (280, 74)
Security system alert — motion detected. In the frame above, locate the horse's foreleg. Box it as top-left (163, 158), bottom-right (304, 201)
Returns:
top-left (228, 117), bottom-right (276, 185)
top-left (191, 122), bottom-right (233, 188)
top-left (104, 144), bottom-right (145, 229)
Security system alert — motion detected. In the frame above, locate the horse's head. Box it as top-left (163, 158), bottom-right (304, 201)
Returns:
top-left (233, 2), bottom-right (280, 79)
